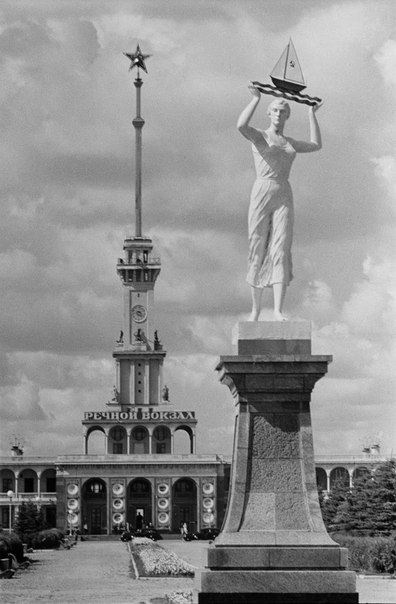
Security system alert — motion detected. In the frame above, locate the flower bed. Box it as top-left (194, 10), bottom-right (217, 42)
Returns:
top-left (166, 591), bottom-right (193, 603)
top-left (129, 537), bottom-right (194, 577)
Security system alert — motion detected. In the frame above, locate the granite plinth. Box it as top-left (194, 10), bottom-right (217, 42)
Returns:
top-left (199, 322), bottom-right (358, 603)
top-left (207, 546), bottom-right (348, 568)
top-left (199, 593), bottom-right (358, 604)
top-left (233, 321), bottom-right (312, 355)
top-left (200, 569), bottom-right (357, 593)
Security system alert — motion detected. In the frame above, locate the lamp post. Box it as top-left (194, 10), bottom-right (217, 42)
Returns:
top-left (6, 490), bottom-right (14, 533)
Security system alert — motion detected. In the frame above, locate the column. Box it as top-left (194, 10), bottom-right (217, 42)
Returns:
top-left (326, 468), bottom-right (331, 492)
top-left (83, 429), bottom-right (88, 455)
top-left (37, 471), bottom-right (41, 499)
top-left (348, 468), bottom-right (354, 489)
top-left (144, 360), bottom-right (149, 405)
top-left (129, 362), bottom-right (135, 406)
top-left (127, 428), bottom-right (132, 454)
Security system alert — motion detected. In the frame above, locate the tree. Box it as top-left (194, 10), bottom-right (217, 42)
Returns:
top-left (319, 478), bottom-right (350, 531)
top-left (369, 460), bottom-right (396, 534)
top-left (320, 460), bottom-right (396, 535)
top-left (14, 501), bottom-right (46, 546)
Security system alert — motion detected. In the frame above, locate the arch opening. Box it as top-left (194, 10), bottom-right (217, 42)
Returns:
top-left (315, 467), bottom-right (327, 492)
top-left (172, 477), bottom-right (197, 533)
top-left (86, 427), bottom-right (106, 455)
top-left (81, 478), bottom-right (107, 535)
top-left (108, 425), bottom-right (127, 454)
top-left (127, 478), bottom-right (152, 531)
top-left (330, 466), bottom-right (350, 490)
top-left (153, 426), bottom-right (171, 454)
top-left (174, 426), bottom-right (193, 454)
top-left (130, 426), bottom-right (149, 454)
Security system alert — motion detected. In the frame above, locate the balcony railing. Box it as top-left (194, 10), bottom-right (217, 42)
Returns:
top-left (0, 492), bottom-right (57, 501)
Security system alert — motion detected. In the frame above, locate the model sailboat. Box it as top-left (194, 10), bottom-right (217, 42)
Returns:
top-left (270, 39), bottom-right (306, 93)
top-left (252, 38), bottom-right (321, 106)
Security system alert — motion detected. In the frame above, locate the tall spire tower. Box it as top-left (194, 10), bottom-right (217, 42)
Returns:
top-left (112, 45), bottom-right (166, 409)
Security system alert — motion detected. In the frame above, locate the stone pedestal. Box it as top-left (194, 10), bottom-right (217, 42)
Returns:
top-left (199, 321), bottom-right (358, 604)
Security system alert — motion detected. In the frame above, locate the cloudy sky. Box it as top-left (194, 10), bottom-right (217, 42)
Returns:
top-left (0, 0), bottom-right (395, 459)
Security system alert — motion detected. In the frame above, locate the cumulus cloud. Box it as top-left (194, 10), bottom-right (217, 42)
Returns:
top-left (0, 0), bottom-right (395, 459)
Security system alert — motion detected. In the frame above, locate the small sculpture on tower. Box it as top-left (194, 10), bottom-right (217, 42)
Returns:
top-left (161, 384), bottom-right (170, 403)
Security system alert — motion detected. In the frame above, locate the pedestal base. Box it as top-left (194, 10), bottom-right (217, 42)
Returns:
top-left (199, 322), bottom-right (358, 603)
top-left (199, 592), bottom-right (358, 604)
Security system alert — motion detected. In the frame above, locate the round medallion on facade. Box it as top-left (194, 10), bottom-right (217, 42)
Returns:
top-left (67, 483), bottom-right (79, 496)
top-left (131, 304), bottom-right (147, 323)
top-left (203, 497), bottom-right (214, 510)
top-left (203, 512), bottom-right (214, 524)
top-left (202, 482), bottom-right (214, 495)
top-left (67, 498), bottom-right (79, 511)
top-left (68, 511), bottom-right (79, 525)
top-left (112, 483), bottom-right (124, 496)
top-left (112, 498), bottom-right (124, 510)
top-left (158, 512), bottom-right (169, 524)
top-left (157, 483), bottom-right (169, 495)
top-left (157, 498), bottom-right (169, 510)
top-left (113, 512), bottom-right (124, 524)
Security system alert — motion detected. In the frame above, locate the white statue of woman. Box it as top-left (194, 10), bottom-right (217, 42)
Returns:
top-left (237, 84), bottom-right (323, 321)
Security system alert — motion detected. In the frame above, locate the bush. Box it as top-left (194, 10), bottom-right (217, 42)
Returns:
top-left (332, 533), bottom-right (396, 574)
top-left (0, 531), bottom-right (24, 563)
top-left (32, 528), bottom-right (64, 550)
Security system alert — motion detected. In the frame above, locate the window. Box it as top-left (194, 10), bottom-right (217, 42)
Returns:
top-left (133, 428), bottom-right (146, 442)
top-left (113, 443), bottom-right (123, 454)
top-left (89, 482), bottom-right (104, 494)
top-left (175, 480), bottom-right (192, 493)
top-left (156, 442), bottom-right (166, 454)
top-left (131, 480), bottom-right (150, 495)
top-left (154, 427), bottom-right (168, 441)
top-left (1, 507), bottom-right (9, 528)
top-left (24, 477), bottom-right (34, 493)
top-left (112, 427), bottom-right (124, 442)
top-left (46, 477), bottom-right (56, 492)
top-left (2, 478), bottom-right (12, 492)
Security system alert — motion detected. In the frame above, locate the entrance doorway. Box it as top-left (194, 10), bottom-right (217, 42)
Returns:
top-left (127, 478), bottom-right (152, 529)
top-left (82, 478), bottom-right (107, 534)
top-left (90, 507), bottom-right (103, 534)
top-left (172, 478), bottom-right (197, 533)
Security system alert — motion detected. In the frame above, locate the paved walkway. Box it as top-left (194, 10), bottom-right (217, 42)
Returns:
top-left (0, 538), bottom-right (395, 603)
top-left (0, 539), bottom-right (196, 604)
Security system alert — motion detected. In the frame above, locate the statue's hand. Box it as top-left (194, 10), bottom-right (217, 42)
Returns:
top-left (248, 82), bottom-right (261, 99)
top-left (310, 100), bottom-right (324, 113)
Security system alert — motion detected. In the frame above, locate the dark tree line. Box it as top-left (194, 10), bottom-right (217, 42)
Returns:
top-left (319, 460), bottom-right (396, 535)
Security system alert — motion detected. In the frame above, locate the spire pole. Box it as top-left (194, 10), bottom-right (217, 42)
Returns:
top-left (124, 44), bottom-right (151, 238)
top-left (133, 73), bottom-right (144, 237)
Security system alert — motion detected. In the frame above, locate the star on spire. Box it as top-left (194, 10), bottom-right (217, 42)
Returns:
top-left (124, 44), bottom-right (151, 74)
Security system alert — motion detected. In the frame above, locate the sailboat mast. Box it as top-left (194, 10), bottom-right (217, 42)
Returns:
top-left (283, 40), bottom-right (290, 81)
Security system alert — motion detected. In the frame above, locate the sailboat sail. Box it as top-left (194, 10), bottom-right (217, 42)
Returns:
top-left (270, 39), bottom-right (306, 92)
top-left (284, 39), bottom-right (305, 85)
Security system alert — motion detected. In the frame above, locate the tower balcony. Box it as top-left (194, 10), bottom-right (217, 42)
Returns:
top-left (116, 264), bottom-right (161, 286)
top-left (117, 236), bottom-right (161, 284)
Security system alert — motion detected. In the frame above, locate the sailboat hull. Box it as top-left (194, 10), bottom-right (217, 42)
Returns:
top-left (270, 76), bottom-right (306, 93)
